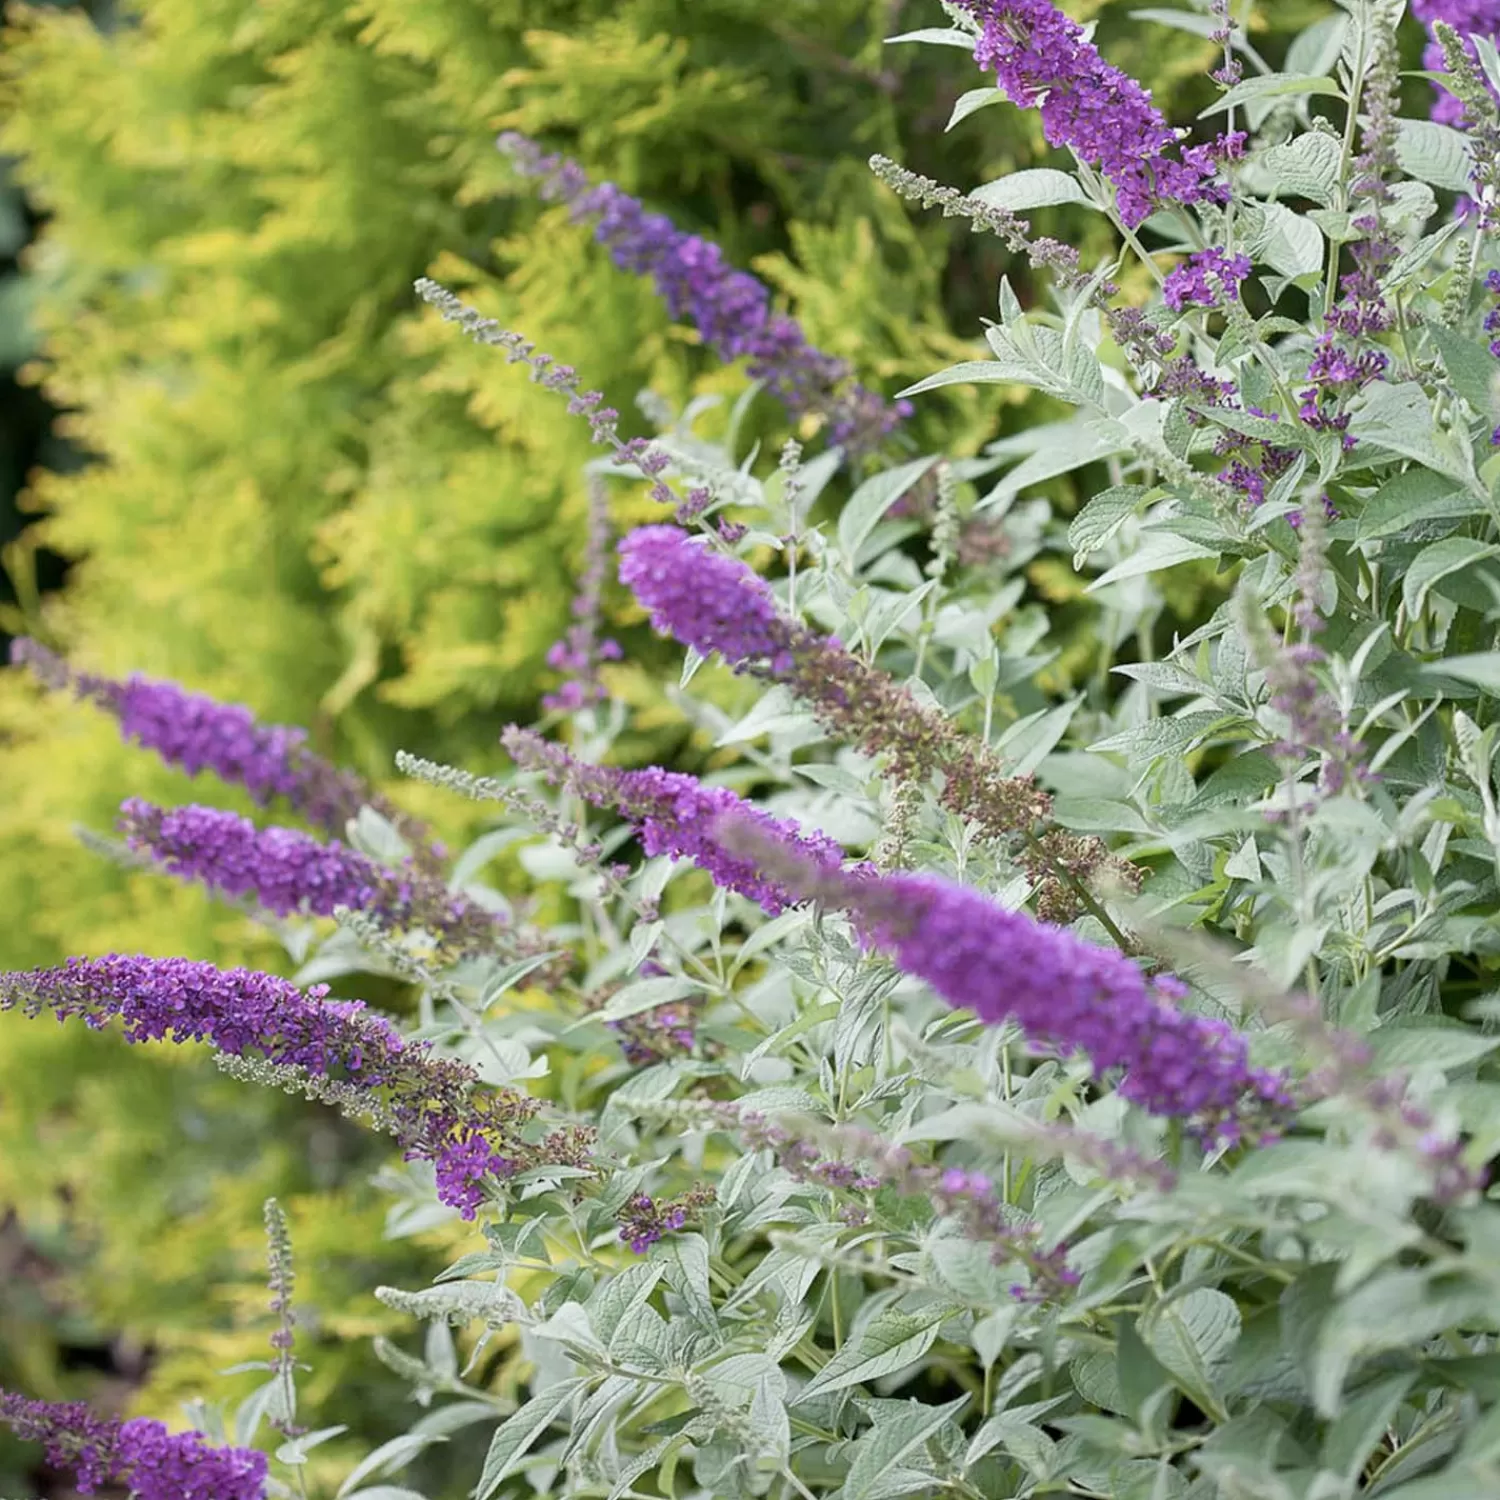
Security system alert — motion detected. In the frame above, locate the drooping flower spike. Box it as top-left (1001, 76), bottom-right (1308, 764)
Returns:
top-left (0, 1390), bottom-right (267, 1500)
top-left (497, 132), bottom-right (909, 453)
top-left (0, 956), bottom-right (592, 1219)
top-left (118, 800), bottom-right (506, 957)
top-left (10, 639), bottom-right (438, 863)
top-left (715, 813), bottom-right (1294, 1147)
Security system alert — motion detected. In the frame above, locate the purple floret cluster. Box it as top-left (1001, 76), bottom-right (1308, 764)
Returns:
top-left (957, 0), bottom-right (1238, 226)
top-left (0, 955), bottom-right (588, 1218)
top-left (0, 1391), bottom-right (267, 1500)
top-left (617, 1184), bottom-right (716, 1253)
top-left (858, 875), bottom-right (1292, 1142)
top-left (502, 726), bottom-right (846, 916)
top-left (498, 133), bottom-right (908, 453)
top-left (1163, 248), bottom-right (1252, 311)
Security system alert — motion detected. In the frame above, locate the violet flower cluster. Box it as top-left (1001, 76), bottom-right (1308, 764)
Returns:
top-left (118, 799), bottom-right (504, 956)
top-left (497, 132), bottom-right (908, 453)
top-left (10, 638), bottom-right (437, 863)
top-left (1163, 248), bottom-right (1251, 312)
top-left (607, 999), bottom-right (697, 1066)
top-left (716, 820), bottom-right (1294, 1147)
top-left (0, 1390), bottom-right (267, 1500)
top-left (502, 725), bottom-right (846, 916)
top-left (0, 955), bottom-right (590, 1219)
top-left (617, 1183), bottom-right (716, 1253)
top-left (1414, 0), bottom-right (1500, 126)
top-left (955, 0), bottom-right (1238, 226)
top-left (1213, 408), bottom-right (1299, 511)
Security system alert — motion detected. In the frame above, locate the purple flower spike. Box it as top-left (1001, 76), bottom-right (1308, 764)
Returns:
top-left (715, 815), bottom-right (1293, 1146)
top-left (498, 133), bottom-right (908, 454)
top-left (9, 639), bottom-right (438, 861)
top-left (120, 800), bottom-right (385, 917)
top-left (117, 800), bottom-right (509, 957)
top-left (0, 1390), bottom-right (267, 1500)
top-left (955, 1), bottom-right (1237, 226)
top-left (0, 955), bottom-right (593, 1218)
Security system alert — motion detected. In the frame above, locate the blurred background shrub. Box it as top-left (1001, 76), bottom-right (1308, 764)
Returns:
top-left (0, 1), bottom-right (1321, 1493)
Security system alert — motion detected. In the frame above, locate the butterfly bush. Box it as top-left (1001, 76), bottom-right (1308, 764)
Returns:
top-left (10, 4), bottom-right (1500, 1498)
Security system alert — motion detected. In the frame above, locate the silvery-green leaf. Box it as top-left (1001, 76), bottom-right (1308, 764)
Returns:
top-left (843, 1395), bottom-right (969, 1500)
top-left (885, 27), bottom-right (976, 47)
top-left (474, 1381), bottom-right (586, 1500)
top-left (1402, 537), bottom-right (1500, 618)
top-left (1394, 118), bottom-right (1475, 193)
top-left (1069, 484), bottom-right (1147, 562)
top-left (839, 455), bottom-right (941, 567)
top-left (336, 1434), bottom-right (441, 1499)
top-left (1347, 381), bottom-right (1476, 487)
top-left (1258, 131), bottom-right (1343, 205)
top-left (1435, 652), bottom-right (1500, 692)
top-left (1131, 7), bottom-right (1222, 40)
top-left (1200, 72), bottom-right (1342, 117)
top-left (947, 86), bottom-right (1003, 130)
top-left (1085, 533), bottom-right (1219, 589)
top-left (1356, 468), bottom-right (1471, 541)
top-left (1426, 323), bottom-right (1500, 417)
top-left (1141, 1289), bottom-right (1241, 1420)
top-left (1287, 12), bottom-right (1348, 77)
top-left (1242, 200), bottom-right (1324, 279)
top-left (971, 167), bottom-right (1092, 210)
top-left (795, 1304), bottom-right (961, 1401)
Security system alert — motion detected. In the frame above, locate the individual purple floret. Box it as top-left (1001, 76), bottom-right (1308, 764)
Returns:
top-left (955, 0), bottom-right (1238, 227)
top-left (9, 639), bottom-right (437, 861)
top-left (1414, 1), bottom-right (1500, 125)
top-left (118, 799), bottom-right (503, 955)
top-left (1163, 248), bottom-right (1252, 311)
top-left (501, 726), bottom-right (847, 916)
top-left (0, 1390), bottom-right (267, 1500)
top-left (0, 955), bottom-right (590, 1218)
top-left (497, 132), bottom-right (909, 454)
top-left (716, 817), bottom-right (1293, 1147)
